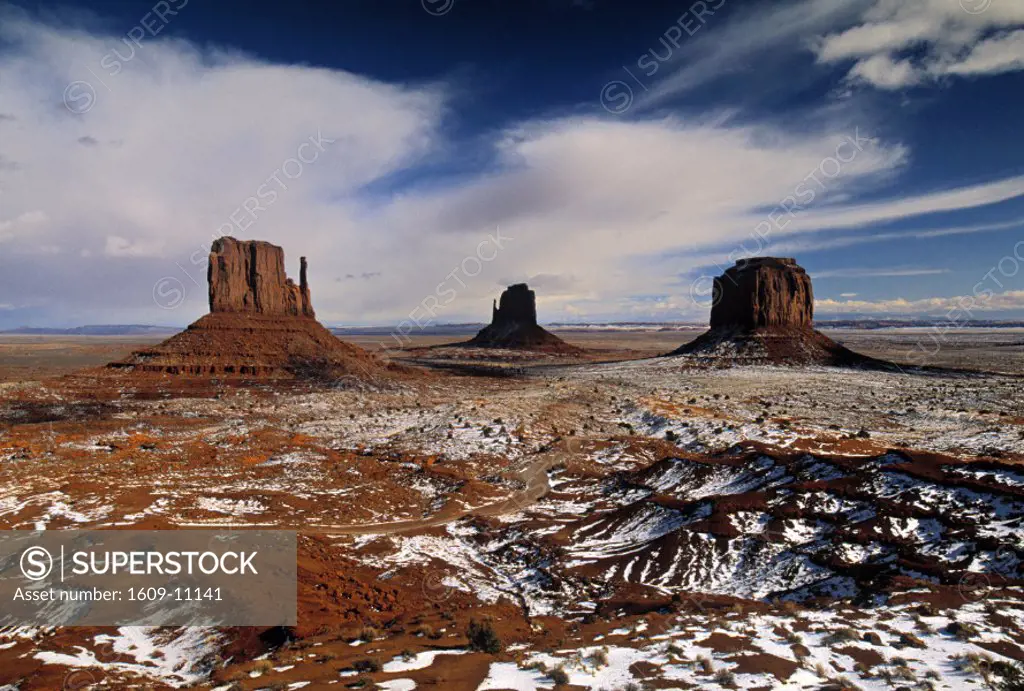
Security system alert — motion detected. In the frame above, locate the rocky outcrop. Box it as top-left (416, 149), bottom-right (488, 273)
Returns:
top-left (673, 257), bottom-right (882, 367)
top-left (110, 237), bottom-right (395, 381)
top-left (490, 283), bottom-right (538, 328)
top-left (208, 237), bottom-right (314, 318)
top-left (467, 284), bottom-right (579, 353)
top-left (710, 257), bottom-right (812, 330)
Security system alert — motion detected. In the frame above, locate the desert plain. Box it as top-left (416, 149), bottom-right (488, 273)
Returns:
top-left (0, 324), bottom-right (1022, 690)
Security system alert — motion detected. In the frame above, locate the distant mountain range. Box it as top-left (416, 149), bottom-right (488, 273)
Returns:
top-left (0, 325), bottom-right (182, 336)
top-left (330, 323), bottom-right (484, 337)
top-left (4, 319), bottom-right (1024, 337)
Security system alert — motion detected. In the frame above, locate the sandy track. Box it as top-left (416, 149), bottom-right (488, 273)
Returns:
top-left (305, 443), bottom-right (571, 535)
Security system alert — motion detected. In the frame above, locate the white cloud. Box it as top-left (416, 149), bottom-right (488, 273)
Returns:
top-left (0, 210), bottom-right (48, 240)
top-left (637, 0), bottom-right (1024, 103)
top-left (817, 289), bottom-right (1024, 314)
top-left (812, 267), bottom-right (950, 279)
top-left (815, 0), bottom-right (1024, 89)
top-left (757, 176), bottom-right (1024, 236)
top-left (636, 0), bottom-right (872, 108)
top-left (104, 235), bottom-right (165, 257)
top-left (769, 217), bottom-right (1024, 256)
top-left (847, 54), bottom-right (922, 89)
top-left (945, 29), bottom-right (1024, 77)
top-left (1, 11), bottom-right (1023, 327)
top-left (0, 10), bottom-right (446, 324)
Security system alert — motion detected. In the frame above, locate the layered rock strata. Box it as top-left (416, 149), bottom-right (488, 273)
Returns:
top-left (110, 238), bottom-right (387, 380)
top-left (672, 257), bottom-right (880, 367)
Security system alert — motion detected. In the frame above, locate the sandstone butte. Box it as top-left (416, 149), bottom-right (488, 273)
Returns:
top-left (207, 237), bottom-right (315, 318)
top-left (466, 283), bottom-right (580, 353)
top-left (109, 237), bottom-right (388, 379)
top-left (673, 257), bottom-right (883, 367)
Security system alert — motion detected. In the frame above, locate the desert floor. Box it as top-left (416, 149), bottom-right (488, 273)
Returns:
top-left (0, 329), bottom-right (1022, 689)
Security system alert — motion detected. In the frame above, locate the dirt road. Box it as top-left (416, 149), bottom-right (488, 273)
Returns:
top-left (309, 441), bottom-right (574, 536)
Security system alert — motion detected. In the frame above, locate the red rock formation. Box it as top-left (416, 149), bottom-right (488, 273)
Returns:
top-left (710, 257), bottom-right (812, 330)
top-left (674, 257), bottom-right (882, 367)
top-left (110, 237), bottom-right (395, 381)
top-left (491, 283), bottom-right (538, 327)
top-left (208, 237), bottom-right (314, 318)
top-left (467, 284), bottom-right (579, 353)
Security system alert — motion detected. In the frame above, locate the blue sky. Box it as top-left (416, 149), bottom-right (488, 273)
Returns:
top-left (0, 0), bottom-right (1023, 327)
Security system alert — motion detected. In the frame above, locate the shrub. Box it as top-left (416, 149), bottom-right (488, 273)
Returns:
top-left (357, 626), bottom-right (379, 642)
top-left (889, 661), bottom-right (916, 681)
top-left (899, 632), bottom-right (926, 648)
top-left (948, 620), bottom-right (981, 641)
top-left (824, 627), bottom-right (859, 645)
top-left (352, 658), bottom-right (381, 673)
top-left (548, 665), bottom-right (570, 685)
top-left (862, 631), bottom-right (884, 646)
top-left (995, 662), bottom-right (1024, 691)
top-left (830, 676), bottom-right (863, 691)
top-left (714, 669), bottom-right (737, 687)
top-left (466, 619), bottom-right (502, 655)
top-left (781, 600), bottom-right (801, 615)
top-left (251, 659), bottom-right (273, 674)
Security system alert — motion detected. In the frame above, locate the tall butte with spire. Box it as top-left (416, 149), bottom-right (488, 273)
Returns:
top-left (207, 237), bottom-right (315, 318)
top-left (671, 257), bottom-right (883, 367)
top-left (110, 237), bottom-right (387, 379)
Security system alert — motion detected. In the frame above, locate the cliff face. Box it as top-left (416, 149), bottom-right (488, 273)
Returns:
top-left (710, 257), bottom-right (813, 330)
top-left (208, 237), bottom-right (314, 318)
top-left (491, 283), bottom-right (538, 327)
top-left (108, 237), bottom-right (399, 380)
top-left (674, 257), bottom-right (882, 367)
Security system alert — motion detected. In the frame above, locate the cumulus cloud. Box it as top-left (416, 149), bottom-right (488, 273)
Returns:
top-left (817, 289), bottom-right (1024, 314)
top-left (0, 210), bottom-right (48, 241)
